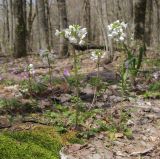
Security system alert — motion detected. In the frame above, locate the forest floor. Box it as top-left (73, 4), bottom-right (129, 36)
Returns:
top-left (0, 50), bottom-right (160, 159)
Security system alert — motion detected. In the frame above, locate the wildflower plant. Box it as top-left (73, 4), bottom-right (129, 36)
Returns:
top-left (91, 50), bottom-right (105, 105)
top-left (55, 25), bottom-right (87, 129)
top-left (107, 20), bottom-right (146, 93)
top-left (25, 64), bottom-right (35, 94)
top-left (39, 49), bottom-right (54, 86)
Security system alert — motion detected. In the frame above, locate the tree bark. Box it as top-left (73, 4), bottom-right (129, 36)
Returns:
top-left (83, 0), bottom-right (91, 42)
top-left (57, 0), bottom-right (68, 57)
top-left (145, 0), bottom-right (153, 46)
top-left (134, 0), bottom-right (147, 41)
top-left (37, 0), bottom-right (49, 50)
top-left (13, 0), bottom-right (27, 58)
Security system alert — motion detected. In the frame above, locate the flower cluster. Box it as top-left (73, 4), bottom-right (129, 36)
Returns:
top-left (55, 25), bottom-right (87, 45)
top-left (27, 64), bottom-right (35, 75)
top-left (39, 49), bottom-right (54, 64)
top-left (107, 20), bottom-right (127, 42)
top-left (91, 50), bottom-right (105, 61)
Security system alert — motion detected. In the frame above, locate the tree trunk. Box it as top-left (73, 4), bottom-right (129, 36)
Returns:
top-left (45, 0), bottom-right (54, 48)
top-left (28, 0), bottom-right (36, 52)
top-left (145, 0), bottom-right (153, 46)
top-left (134, 0), bottom-right (147, 41)
top-left (57, 0), bottom-right (68, 57)
top-left (83, 0), bottom-right (91, 42)
top-left (9, 0), bottom-right (14, 53)
top-left (13, 0), bottom-right (27, 58)
top-left (37, 0), bottom-right (49, 50)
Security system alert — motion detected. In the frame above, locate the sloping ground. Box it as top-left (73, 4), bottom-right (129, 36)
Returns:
top-left (0, 52), bottom-right (160, 159)
top-left (61, 100), bottom-right (160, 159)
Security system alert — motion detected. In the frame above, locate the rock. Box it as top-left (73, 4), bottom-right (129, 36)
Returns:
top-left (0, 116), bottom-right (11, 128)
top-left (85, 71), bottom-right (120, 82)
top-left (80, 85), bottom-right (94, 102)
top-left (96, 102), bottom-right (105, 108)
top-left (80, 92), bottom-right (94, 102)
top-left (109, 95), bottom-right (122, 103)
top-left (60, 94), bottom-right (72, 103)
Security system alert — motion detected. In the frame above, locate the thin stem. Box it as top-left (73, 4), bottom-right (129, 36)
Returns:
top-left (47, 56), bottom-right (52, 86)
top-left (72, 46), bottom-right (80, 129)
top-left (28, 72), bottom-right (32, 95)
top-left (91, 56), bottom-right (100, 107)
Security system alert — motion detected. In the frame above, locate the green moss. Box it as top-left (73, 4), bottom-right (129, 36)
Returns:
top-left (0, 126), bottom-right (62, 159)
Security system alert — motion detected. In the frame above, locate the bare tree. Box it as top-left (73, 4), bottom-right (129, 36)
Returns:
top-left (134, 0), bottom-right (147, 42)
top-left (82, 0), bottom-right (91, 42)
top-left (145, 0), bottom-right (153, 46)
top-left (37, 0), bottom-right (49, 50)
top-left (27, 0), bottom-right (36, 52)
top-left (9, 0), bottom-right (14, 52)
top-left (13, 0), bottom-right (27, 58)
top-left (57, 0), bottom-right (68, 57)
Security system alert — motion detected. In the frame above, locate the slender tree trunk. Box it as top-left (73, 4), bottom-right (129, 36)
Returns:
top-left (155, 0), bottom-right (160, 44)
top-left (45, 0), bottom-right (54, 48)
top-left (83, 0), bottom-right (91, 42)
top-left (9, 0), bottom-right (14, 52)
top-left (57, 0), bottom-right (68, 57)
top-left (134, 0), bottom-right (147, 41)
top-left (35, 0), bottom-right (41, 49)
top-left (37, 0), bottom-right (49, 50)
top-left (5, 0), bottom-right (10, 45)
top-left (13, 0), bottom-right (27, 58)
top-left (145, 0), bottom-right (153, 46)
top-left (28, 0), bottom-right (36, 52)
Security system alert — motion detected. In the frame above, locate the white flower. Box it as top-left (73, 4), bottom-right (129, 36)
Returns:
top-left (118, 28), bottom-right (123, 33)
top-left (29, 64), bottom-right (33, 68)
top-left (108, 34), bottom-right (113, 38)
top-left (91, 50), bottom-right (105, 61)
top-left (69, 37), bottom-right (77, 44)
top-left (69, 25), bottom-right (74, 30)
top-left (121, 22), bottom-right (127, 29)
top-left (79, 40), bottom-right (85, 45)
top-left (116, 20), bottom-right (120, 23)
top-left (107, 25), bottom-right (112, 31)
top-left (64, 29), bottom-right (71, 38)
top-left (112, 30), bottom-right (118, 36)
top-left (119, 36), bottom-right (125, 41)
top-left (78, 28), bottom-right (87, 39)
top-left (28, 64), bottom-right (35, 75)
top-left (91, 53), bottom-right (97, 61)
top-left (55, 29), bottom-right (60, 36)
top-left (107, 20), bottom-right (128, 42)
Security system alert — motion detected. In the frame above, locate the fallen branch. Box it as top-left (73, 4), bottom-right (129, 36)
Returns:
top-left (73, 43), bottom-right (106, 51)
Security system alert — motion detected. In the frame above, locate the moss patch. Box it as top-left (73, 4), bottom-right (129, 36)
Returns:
top-left (0, 126), bottom-right (62, 159)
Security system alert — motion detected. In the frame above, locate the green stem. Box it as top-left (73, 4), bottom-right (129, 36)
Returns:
top-left (91, 57), bottom-right (100, 107)
top-left (73, 46), bottom-right (80, 129)
top-left (28, 72), bottom-right (32, 95)
top-left (47, 56), bottom-right (52, 86)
